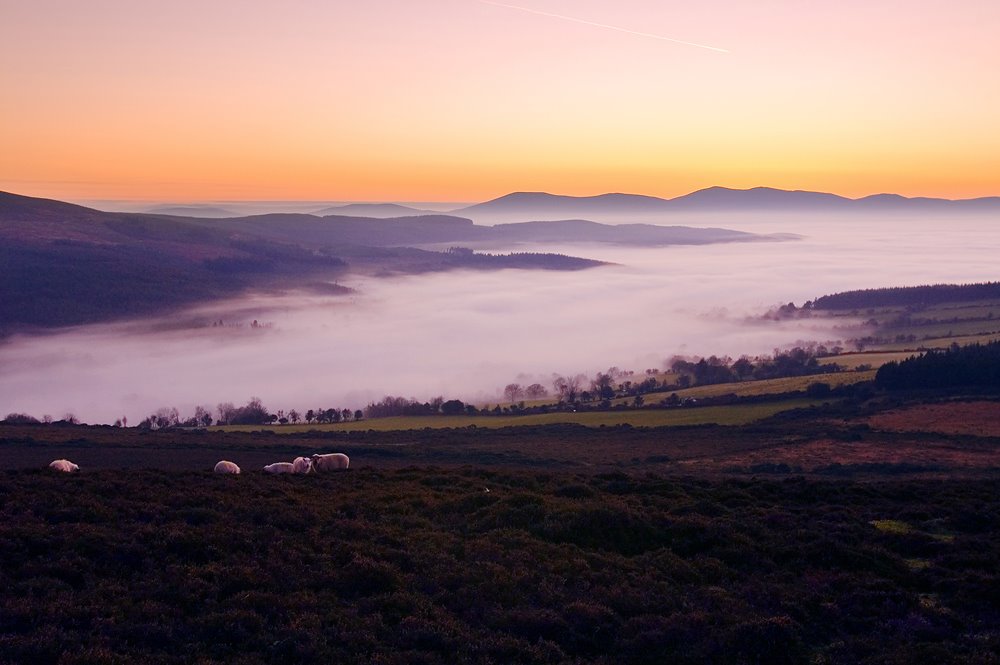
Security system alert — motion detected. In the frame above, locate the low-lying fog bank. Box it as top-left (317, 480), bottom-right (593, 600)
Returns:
top-left (1, 216), bottom-right (996, 424)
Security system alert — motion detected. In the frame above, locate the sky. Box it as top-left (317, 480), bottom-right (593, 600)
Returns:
top-left (2, 0), bottom-right (999, 202)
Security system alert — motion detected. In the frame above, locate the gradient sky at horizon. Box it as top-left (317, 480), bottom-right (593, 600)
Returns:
top-left (2, 0), bottom-right (998, 202)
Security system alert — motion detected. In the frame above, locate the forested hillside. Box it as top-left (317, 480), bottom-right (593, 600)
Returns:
top-left (876, 341), bottom-right (1000, 390)
top-left (812, 282), bottom-right (1000, 310)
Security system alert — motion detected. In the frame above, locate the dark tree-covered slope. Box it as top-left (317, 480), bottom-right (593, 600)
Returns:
top-left (875, 341), bottom-right (1000, 390)
top-left (812, 282), bottom-right (1000, 310)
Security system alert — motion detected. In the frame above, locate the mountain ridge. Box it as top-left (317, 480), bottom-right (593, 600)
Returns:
top-left (453, 186), bottom-right (1000, 220)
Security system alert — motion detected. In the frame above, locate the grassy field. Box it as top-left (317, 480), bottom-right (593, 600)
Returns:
top-left (916, 300), bottom-right (1000, 320)
top-left (872, 331), bottom-right (1000, 351)
top-left (217, 399), bottom-right (828, 433)
top-left (6, 400), bottom-right (1000, 476)
top-left (818, 352), bottom-right (914, 369)
top-left (806, 298), bottom-right (1000, 349)
top-left (816, 299), bottom-right (1000, 320)
top-left (881, 318), bottom-right (1000, 339)
top-left (624, 370), bottom-right (877, 403)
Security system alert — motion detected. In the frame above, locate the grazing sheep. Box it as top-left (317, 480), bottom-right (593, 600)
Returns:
top-left (214, 460), bottom-right (241, 474)
top-left (311, 452), bottom-right (349, 472)
top-left (263, 462), bottom-right (296, 474)
top-left (49, 459), bottom-right (79, 473)
top-left (292, 457), bottom-right (313, 474)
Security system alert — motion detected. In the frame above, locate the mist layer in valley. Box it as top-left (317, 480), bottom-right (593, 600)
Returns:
top-left (1, 215), bottom-right (997, 424)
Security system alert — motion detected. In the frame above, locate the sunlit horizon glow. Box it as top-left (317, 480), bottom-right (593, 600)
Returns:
top-left (2, 0), bottom-right (999, 202)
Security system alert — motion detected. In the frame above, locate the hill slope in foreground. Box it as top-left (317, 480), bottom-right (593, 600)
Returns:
top-left (2, 402), bottom-right (999, 663)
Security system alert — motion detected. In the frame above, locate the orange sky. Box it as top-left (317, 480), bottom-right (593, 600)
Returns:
top-left (2, 0), bottom-right (999, 202)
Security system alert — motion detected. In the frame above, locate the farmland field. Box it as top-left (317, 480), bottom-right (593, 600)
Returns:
top-left (819, 353), bottom-right (912, 369)
top-left (871, 331), bottom-right (1000, 352)
top-left (633, 371), bottom-right (876, 402)
top-left (216, 399), bottom-right (829, 433)
top-left (881, 319), bottom-right (1000, 340)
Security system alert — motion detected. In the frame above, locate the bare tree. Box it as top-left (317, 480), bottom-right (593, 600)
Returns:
top-left (552, 376), bottom-right (568, 400)
top-left (525, 383), bottom-right (548, 399)
top-left (503, 383), bottom-right (523, 403)
top-left (217, 402), bottom-right (236, 425)
top-left (191, 406), bottom-right (213, 427)
top-left (565, 374), bottom-right (586, 403)
top-left (591, 372), bottom-right (615, 400)
top-left (154, 407), bottom-right (180, 429)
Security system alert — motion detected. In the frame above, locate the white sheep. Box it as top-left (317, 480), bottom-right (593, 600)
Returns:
top-left (292, 456), bottom-right (313, 474)
top-left (214, 460), bottom-right (241, 474)
top-left (311, 452), bottom-right (349, 472)
top-left (263, 462), bottom-right (296, 474)
top-left (49, 459), bottom-right (79, 473)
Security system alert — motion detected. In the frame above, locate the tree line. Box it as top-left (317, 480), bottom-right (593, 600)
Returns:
top-left (135, 399), bottom-right (364, 429)
top-left (2, 347), bottom-right (848, 428)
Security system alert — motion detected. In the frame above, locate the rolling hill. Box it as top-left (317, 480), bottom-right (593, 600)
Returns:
top-left (144, 205), bottom-right (237, 217)
top-left (311, 203), bottom-right (436, 217)
top-left (0, 192), bottom-right (347, 332)
top-left (2, 191), bottom-right (775, 332)
top-left (2, 186), bottom-right (841, 333)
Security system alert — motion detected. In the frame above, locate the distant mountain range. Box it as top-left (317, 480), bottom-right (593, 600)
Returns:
top-left (0, 190), bottom-right (778, 332)
top-left (124, 187), bottom-right (1000, 222)
top-left (453, 187), bottom-right (1000, 221)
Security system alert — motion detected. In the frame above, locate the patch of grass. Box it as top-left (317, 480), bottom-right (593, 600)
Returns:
top-left (217, 399), bottom-right (830, 433)
top-left (819, 353), bottom-right (912, 369)
top-left (872, 331), bottom-right (1000, 351)
top-left (884, 319), bottom-right (1000, 339)
top-left (905, 558), bottom-right (932, 570)
top-left (870, 519), bottom-right (914, 535)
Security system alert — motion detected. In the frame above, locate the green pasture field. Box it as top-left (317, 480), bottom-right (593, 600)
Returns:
top-left (879, 318), bottom-right (1000, 339)
top-left (914, 300), bottom-right (1000, 320)
top-left (804, 300), bottom-right (1000, 337)
top-left (216, 398), bottom-right (828, 433)
top-left (818, 352), bottom-right (913, 369)
top-left (813, 299), bottom-right (1000, 318)
top-left (871, 331), bottom-right (1000, 351)
top-left (632, 370), bottom-right (877, 402)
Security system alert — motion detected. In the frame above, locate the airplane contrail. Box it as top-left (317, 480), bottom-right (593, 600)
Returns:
top-left (476, 0), bottom-right (730, 54)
